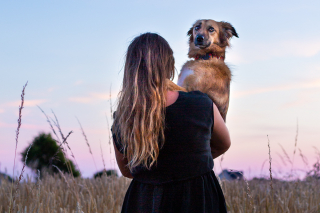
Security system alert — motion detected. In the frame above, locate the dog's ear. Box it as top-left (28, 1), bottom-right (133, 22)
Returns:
top-left (187, 26), bottom-right (194, 43)
top-left (221, 22), bottom-right (238, 38)
top-left (219, 22), bottom-right (238, 46)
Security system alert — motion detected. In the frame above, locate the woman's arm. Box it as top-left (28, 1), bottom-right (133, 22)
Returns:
top-left (114, 141), bottom-right (133, 179)
top-left (210, 103), bottom-right (231, 159)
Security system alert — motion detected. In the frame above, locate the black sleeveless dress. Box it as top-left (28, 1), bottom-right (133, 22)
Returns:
top-left (112, 91), bottom-right (227, 213)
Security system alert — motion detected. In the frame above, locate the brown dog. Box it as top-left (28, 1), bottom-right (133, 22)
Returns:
top-left (175, 19), bottom-right (238, 122)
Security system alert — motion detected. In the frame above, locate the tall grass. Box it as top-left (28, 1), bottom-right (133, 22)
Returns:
top-left (0, 174), bottom-right (130, 213)
top-left (1, 172), bottom-right (319, 212)
top-left (222, 178), bottom-right (320, 212)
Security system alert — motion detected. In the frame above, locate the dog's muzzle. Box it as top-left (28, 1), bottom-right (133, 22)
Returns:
top-left (194, 35), bottom-right (211, 49)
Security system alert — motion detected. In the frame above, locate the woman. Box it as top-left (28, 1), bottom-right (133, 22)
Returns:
top-left (112, 33), bottom-right (230, 213)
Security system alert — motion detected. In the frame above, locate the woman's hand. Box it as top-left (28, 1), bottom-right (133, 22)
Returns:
top-left (210, 103), bottom-right (231, 159)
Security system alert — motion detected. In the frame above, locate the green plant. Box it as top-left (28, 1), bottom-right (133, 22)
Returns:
top-left (21, 133), bottom-right (80, 177)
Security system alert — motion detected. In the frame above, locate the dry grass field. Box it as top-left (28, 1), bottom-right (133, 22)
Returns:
top-left (0, 174), bottom-right (130, 213)
top-left (0, 173), bottom-right (319, 212)
top-left (222, 178), bottom-right (320, 213)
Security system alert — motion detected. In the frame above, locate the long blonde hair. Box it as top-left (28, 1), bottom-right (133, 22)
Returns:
top-left (114, 33), bottom-right (175, 171)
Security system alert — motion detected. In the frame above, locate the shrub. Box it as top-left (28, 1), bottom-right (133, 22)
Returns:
top-left (94, 169), bottom-right (118, 178)
top-left (21, 133), bottom-right (80, 177)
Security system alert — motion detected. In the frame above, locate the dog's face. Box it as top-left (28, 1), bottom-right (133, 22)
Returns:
top-left (187, 19), bottom-right (238, 58)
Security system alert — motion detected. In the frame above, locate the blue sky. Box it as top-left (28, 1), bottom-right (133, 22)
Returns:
top-left (1, 0), bottom-right (320, 178)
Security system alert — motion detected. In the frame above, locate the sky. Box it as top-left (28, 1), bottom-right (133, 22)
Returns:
top-left (1, 0), bottom-right (320, 179)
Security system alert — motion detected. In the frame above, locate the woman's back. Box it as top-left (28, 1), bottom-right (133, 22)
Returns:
top-left (122, 91), bottom-right (214, 183)
top-left (113, 91), bottom-right (227, 213)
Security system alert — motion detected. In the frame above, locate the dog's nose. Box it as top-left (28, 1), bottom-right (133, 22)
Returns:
top-left (196, 35), bottom-right (204, 43)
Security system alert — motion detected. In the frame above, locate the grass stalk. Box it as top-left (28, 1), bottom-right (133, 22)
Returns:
top-left (76, 117), bottom-right (98, 172)
top-left (267, 135), bottom-right (273, 192)
top-left (9, 81), bottom-right (28, 213)
top-left (291, 119), bottom-right (299, 173)
top-left (38, 107), bottom-right (80, 177)
top-left (100, 140), bottom-right (107, 173)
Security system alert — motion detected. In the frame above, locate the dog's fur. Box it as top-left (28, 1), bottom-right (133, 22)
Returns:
top-left (173, 19), bottom-right (238, 122)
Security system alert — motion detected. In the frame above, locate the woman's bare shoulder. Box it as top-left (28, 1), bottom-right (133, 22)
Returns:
top-left (166, 90), bottom-right (179, 107)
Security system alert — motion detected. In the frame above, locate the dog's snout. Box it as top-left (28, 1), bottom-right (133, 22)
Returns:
top-left (196, 35), bottom-right (204, 43)
top-left (194, 35), bottom-right (205, 46)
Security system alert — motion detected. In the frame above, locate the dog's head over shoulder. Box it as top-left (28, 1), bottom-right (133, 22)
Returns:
top-left (187, 19), bottom-right (238, 59)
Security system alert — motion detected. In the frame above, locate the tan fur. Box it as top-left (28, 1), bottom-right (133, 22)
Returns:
top-left (166, 79), bottom-right (187, 92)
top-left (178, 19), bottom-right (238, 122)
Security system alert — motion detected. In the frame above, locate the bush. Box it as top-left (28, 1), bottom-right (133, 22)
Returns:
top-left (305, 162), bottom-right (320, 180)
top-left (21, 133), bottom-right (80, 177)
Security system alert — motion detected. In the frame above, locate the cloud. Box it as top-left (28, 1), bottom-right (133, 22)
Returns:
top-left (280, 96), bottom-right (309, 109)
top-left (1, 99), bottom-right (48, 107)
top-left (0, 122), bottom-right (47, 129)
top-left (227, 38), bottom-right (320, 64)
top-left (69, 91), bottom-right (118, 104)
top-left (0, 109), bottom-right (4, 113)
top-left (74, 80), bottom-right (84, 86)
top-left (47, 87), bottom-right (58, 92)
top-left (233, 78), bottom-right (320, 98)
top-left (25, 99), bottom-right (48, 107)
top-left (69, 97), bottom-right (93, 103)
top-left (275, 39), bottom-right (320, 58)
top-left (0, 122), bottom-right (15, 128)
top-left (280, 89), bottom-right (320, 109)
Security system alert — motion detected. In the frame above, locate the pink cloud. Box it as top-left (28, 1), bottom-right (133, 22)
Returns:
top-left (0, 122), bottom-right (46, 130)
top-left (281, 94), bottom-right (311, 109)
top-left (0, 122), bottom-right (16, 128)
top-left (68, 91), bottom-right (119, 104)
top-left (1, 99), bottom-right (48, 107)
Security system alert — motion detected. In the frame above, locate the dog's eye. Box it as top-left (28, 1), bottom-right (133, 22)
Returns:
top-left (208, 27), bottom-right (215, 32)
top-left (195, 25), bottom-right (200, 31)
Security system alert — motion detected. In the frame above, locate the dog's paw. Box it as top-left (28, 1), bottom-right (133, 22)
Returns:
top-left (183, 74), bottom-right (201, 92)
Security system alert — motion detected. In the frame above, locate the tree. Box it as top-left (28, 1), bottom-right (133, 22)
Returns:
top-left (21, 133), bottom-right (80, 177)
